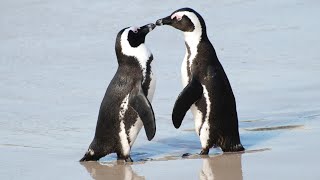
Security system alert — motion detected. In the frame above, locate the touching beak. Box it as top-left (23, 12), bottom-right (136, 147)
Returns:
top-left (139, 23), bottom-right (156, 35)
top-left (156, 16), bottom-right (172, 26)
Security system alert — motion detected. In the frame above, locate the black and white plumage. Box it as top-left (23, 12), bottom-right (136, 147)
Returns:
top-left (156, 8), bottom-right (244, 154)
top-left (80, 23), bottom-right (157, 162)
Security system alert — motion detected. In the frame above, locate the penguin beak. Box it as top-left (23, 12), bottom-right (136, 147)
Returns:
top-left (156, 16), bottom-right (172, 26)
top-left (139, 23), bottom-right (156, 35)
top-left (79, 153), bottom-right (91, 162)
top-left (79, 152), bottom-right (100, 162)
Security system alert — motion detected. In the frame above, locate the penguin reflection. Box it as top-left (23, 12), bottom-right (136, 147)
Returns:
top-left (199, 154), bottom-right (243, 180)
top-left (81, 162), bottom-right (144, 180)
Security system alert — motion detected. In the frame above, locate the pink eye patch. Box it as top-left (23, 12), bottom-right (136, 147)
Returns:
top-left (171, 13), bottom-right (183, 21)
top-left (130, 26), bottom-right (140, 33)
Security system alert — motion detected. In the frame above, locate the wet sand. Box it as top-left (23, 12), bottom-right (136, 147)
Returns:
top-left (1, 0), bottom-right (320, 179)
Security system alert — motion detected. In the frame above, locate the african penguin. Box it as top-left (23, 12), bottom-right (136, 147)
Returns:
top-left (156, 8), bottom-right (244, 154)
top-left (80, 23), bottom-right (157, 162)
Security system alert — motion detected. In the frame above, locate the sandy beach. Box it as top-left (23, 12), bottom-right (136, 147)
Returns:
top-left (1, 0), bottom-right (320, 179)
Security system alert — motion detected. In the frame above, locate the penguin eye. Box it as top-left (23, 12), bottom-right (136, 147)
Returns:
top-left (176, 16), bottom-right (182, 21)
top-left (131, 27), bottom-right (139, 34)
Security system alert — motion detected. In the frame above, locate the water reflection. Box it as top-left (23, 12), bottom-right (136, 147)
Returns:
top-left (199, 154), bottom-right (243, 180)
top-left (81, 161), bottom-right (144, 180)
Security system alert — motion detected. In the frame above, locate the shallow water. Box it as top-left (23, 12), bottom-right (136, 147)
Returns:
top-left (1, 0), bottom-right (320, 179)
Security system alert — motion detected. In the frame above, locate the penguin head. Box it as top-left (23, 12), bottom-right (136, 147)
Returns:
top-left (115, 23), bottom-right (156, 64)
top-left (156, 8), bottom-right (206, 35)
top-left (79, 140), bottom-right (112, 162)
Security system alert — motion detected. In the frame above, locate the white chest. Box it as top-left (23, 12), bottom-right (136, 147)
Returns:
top-left (181, 52), bottom-right (189, 87)
top-left (181, 31), bottom-right (201, 87)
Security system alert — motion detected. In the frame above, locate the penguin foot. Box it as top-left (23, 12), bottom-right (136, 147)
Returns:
top-left (199, 148), bottom-right (209, 155)
top-left (182, 153), bottom-right (192, 157)
top-left (125, 156), bottom-right (133, 162)
top-left (140, 157), bottom-right (153, 161)
top-left (117, 155), bottom-right (133, 162)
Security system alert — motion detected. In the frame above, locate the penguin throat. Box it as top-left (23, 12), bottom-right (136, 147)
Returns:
top-left (184, 27), bottom-right (202, 42)
top-left (184, 30), bottom-right (202, 54)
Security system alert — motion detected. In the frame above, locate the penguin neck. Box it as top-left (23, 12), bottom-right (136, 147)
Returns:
top-left (183, 27), bottom-right (207, 64)
top-left (120, 31), bottom-right (152, 64)
top-left (121, 42), bottom-right (151, 61)
top-left (119, 40), bottom-right (152, 70)
top-left (184, 30), bottom-right (201, 48)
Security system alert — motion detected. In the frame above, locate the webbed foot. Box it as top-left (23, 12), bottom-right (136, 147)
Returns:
top-left (117, 155), bottom-right (133, 162)
top-left (199, 148), bottom-right (209, 155)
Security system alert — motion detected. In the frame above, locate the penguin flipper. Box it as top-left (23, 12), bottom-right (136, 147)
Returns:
top-left (172, 76), bottom-right (203, 128)
top-left (129, 84), bottom-right (156, 141)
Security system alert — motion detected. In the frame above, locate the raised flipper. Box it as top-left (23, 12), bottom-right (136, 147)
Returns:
top-left (172, 76), bottom-right (203, 129)
top-left (129, 82), bottom-right (156, 141)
